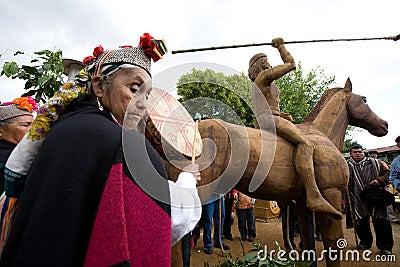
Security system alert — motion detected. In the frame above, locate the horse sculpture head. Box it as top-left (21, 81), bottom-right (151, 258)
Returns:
top-left (344, 78), bottom-right (388, 137)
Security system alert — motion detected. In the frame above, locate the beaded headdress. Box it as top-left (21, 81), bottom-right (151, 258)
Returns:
top-left (0, 97), bottom-right (38, 122)
top-left (83, 33), bottom-right (167, 77)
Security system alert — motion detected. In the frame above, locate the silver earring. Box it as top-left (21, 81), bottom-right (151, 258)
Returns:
top-left (96, 98), bottom-right (104, 111)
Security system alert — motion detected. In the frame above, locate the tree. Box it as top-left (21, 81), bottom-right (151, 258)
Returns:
top-left (1, 49), bottom-right (65, 103)
top-left (177, 68), bottom-right (254, 127)
top-left (276, 62), bottom-right (335, 124)
top-left (342, 139), bottom-right (365, 153)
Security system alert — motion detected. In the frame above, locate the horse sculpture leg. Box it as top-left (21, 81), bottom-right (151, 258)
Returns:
top-left (315, 188), bottom-right (344, 267)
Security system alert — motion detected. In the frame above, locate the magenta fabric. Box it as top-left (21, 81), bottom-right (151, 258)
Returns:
top-left (84, 163), bottom-right (171, 266)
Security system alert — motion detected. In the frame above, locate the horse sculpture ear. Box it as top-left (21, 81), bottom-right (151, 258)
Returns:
top-left (344, 78), bottom-right (352, 92)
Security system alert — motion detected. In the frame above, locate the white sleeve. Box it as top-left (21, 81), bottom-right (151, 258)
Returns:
top-left (168, 172), bottom-right (201, 246)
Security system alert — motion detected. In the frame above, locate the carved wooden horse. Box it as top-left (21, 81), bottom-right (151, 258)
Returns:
top-left (165, 78), bottom-right (388, 266)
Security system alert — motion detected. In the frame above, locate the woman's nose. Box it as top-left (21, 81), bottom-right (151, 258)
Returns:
top-left (135, 95), bottom-right (147, 109)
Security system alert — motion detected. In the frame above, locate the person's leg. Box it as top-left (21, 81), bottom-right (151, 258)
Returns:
top-left (181, 232), bottom-right (191, 267)
top-left (213, 198), bottom-right (221, 246)
top-left (293, 212), bottom-right (300, 237)
top-left (281, 207), bottom-right (290, 249)
top-left (223, 195), bottom-right (233, 240)
top-left (355, 216), bottom-right (373, 248)
top-left (288, 205), bottom-right (296, 248)
top-left (237, 209), bottom-right (247, 240)
top-left (220, 196), bottom-right (226, 243)
top-left (315, 218), bottom-right (322, 241)
top-left (202, 202), bottom-right (215, 250)
top-left (372, 218), bottom-right (394, 252)
top-left (387, 205), bottom-right (400, 223)
top-left (247, 208), bottom-right (256, 241)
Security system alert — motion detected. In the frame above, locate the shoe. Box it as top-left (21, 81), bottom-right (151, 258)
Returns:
top-left (358, 243), bottom-right (370, 250)
top-left (215, 244), bottom-right (231, 250)
top-left (392, 220), bottom-right (400, 225)
top-left (248, 237), bottom-right (255, 242)
top-left (204, 247), bottom-right (213, 255)
top-left (294, 231), bottom-right (300, 237)
top-left (241, 236), bottom-right (246, 241)
top-left (381, 249), bottom-right (392, 255)
top-left (225, 236), bottom-right (233, 241)
top-left (316, 235), bottom-right (323, 242)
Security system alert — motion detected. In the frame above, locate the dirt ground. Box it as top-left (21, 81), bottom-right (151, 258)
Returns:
top-left (189, 213), bottom-right (400, 267)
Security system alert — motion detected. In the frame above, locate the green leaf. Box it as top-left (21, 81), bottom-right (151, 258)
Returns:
top-left (21, 90), bottom-right (37, 97)
top-left (243, 253), bottom-right (258, 263)
top-left (13, 51), bottom-right (24, 56)
top-left (2, 61), bottom-right (20, 77)
top-left (21, 65), bottom-right (38, 75)
top-left (38, 75), bottom-right (51, 86)
top-left (34, 49), bottom-right (51, 55)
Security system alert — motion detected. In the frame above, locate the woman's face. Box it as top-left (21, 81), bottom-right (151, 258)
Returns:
top-left (94, 67), bottom-right (151, 128)
top-left (0, 115), bottom-right (34, 144)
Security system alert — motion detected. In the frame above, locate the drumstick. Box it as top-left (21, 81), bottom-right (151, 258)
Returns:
top-left (191, 113), bottom-right (201, 163)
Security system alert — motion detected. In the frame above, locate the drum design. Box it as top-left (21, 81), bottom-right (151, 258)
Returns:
top-left (146, 87), bottom-right (202, 160)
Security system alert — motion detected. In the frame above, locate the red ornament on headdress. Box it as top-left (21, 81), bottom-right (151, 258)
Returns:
top-left (82, 45), bottom-right (104, 65)
top-left (139, 33), bottom-right (166, 62)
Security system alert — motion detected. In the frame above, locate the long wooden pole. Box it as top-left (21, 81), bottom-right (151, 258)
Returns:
top-left (172, 34), bottom-right (400, 54)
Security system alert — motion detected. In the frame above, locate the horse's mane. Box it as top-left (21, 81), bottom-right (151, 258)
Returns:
top-left (303, 87), bottom-right (342, 123)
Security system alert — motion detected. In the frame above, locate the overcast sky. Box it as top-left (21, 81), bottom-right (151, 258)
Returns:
top-left (0, 0), bottom-right (398, 149)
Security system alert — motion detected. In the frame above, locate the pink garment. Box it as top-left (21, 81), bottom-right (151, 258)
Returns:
top-left (84, 163), bottom-right (171, 266)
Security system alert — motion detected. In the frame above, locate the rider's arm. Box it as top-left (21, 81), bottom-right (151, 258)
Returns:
top-left (268, 38), bottom-right (296, 82)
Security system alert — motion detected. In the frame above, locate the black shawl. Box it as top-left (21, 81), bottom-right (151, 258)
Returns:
top-left (0, 101), bottom-right (171, 266)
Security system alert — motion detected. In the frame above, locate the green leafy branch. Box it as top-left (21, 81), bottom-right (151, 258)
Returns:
top-left (1, 49), bottom-right (65, 103)
top-left (204, 240), bottom-right (312, 267)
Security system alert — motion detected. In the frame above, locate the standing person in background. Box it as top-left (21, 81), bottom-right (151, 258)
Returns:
top-left (234, 191), bottom-right (256, 242)
top-left (0, 33), bottom-right (201, 266)
top-left (347, 145), bottom-right (393, 255)
top-left (389, 136), bottom-right (400, 224)
top-left (202, 195), bottom-right (230, 255)
top-left (0, 97), bottom-right (37, 245)
top-left (389, 136), bottom-right (400, 192)
top-left (0, 97), bottom-right (37, 193)
top-left (369, 150), bottom-right (378, 159)
top-left (369, 148), bottom-right (400, 224)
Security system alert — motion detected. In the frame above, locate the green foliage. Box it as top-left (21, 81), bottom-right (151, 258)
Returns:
top-left (275, 62), bottom-right (335, 124)
top-left (204, 241), bottom-right (312, 267)
top-left (343, 138), bottom-right (364, 153)
top-left (1, 49), bottom-right (65, 103)
top-left (177, 68), bottom-right (254, 127)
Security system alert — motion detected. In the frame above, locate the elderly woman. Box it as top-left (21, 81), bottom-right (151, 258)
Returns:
top-left (0, 97), bottom-right (36, 192)
top-left (0, 34), bottom-right (201, 266)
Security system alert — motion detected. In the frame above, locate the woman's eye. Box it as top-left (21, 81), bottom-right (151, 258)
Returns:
top-left (130, 87), bottom-right (138, 94)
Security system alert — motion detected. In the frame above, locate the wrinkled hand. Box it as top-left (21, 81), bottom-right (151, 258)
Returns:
top-left (183, 163), bottom-right (201, 183)
top-left (271, 37), bottom-right (284, 48)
